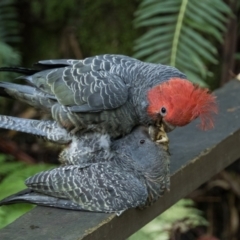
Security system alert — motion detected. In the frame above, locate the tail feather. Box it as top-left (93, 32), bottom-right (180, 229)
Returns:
top-left (0, 81), bottom-right (39, 95)
top-left (0, 189), bottom-right (84, 210)
top-left (34, 62), bottom-right (69, 69)
top-left (0, 81), bottom-right (56, 110)
top-left (0, 115), bottom-right (71, 144)
top-left (0, 63), bottom-right (70, 75)
top-left (0, 67), bottom-right (39, 75)
top-left (0, 86), bottom-right (12, 99)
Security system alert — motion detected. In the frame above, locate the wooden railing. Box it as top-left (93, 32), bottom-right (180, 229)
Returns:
top-left (1, 80), bottom-right (240, 240)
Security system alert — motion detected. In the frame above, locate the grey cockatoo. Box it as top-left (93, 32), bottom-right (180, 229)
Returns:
top-left (0, 124), bottom-right (170, 213)
top-left (0, 54), bottom-right (217, 141)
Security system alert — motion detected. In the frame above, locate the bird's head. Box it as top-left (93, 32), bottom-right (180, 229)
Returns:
top-left (147, 78), bottom-right (218, 131)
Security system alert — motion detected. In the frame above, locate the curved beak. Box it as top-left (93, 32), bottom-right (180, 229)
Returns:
top-left (162, 120), bottom-right (175, 132)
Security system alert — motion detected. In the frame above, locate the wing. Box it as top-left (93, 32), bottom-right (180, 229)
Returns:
top-left (35, 54), bottom-right (138, 69)
top-left (25, 164), bottom-right (148, 212)
top-left (25, 55), bottom-right (136, 112)
top-left (26, 70), bottom-right (129, 112)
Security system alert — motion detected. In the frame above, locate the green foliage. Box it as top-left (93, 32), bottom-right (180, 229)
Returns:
top-left (19, 0), bottom-right (140, 64)
top-left (0, 42), bottom-right (20, 68)
top-left (0, 154), bottom-right (55, 229)
top-left (0, 0), bottom-right (20, 43)
top-left (235, 53), bottom-right (240, 61)
top-left (77, 0), bottom-right (140, 56)
top-left (133, 0), bottom-right (232, 86)
top-left (31, 0), bottom-right (76, 23)
top-left (129, 199), bottom-right (208, 240)
top-left (0, 0), bottom-right (21, 79)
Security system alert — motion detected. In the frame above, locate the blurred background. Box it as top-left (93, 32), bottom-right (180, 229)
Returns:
top-left (0, 0), bottom-right (239, 239)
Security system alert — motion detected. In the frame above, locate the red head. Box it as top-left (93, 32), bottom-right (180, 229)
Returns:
top-left (147, 78), bottom-right (218, 130)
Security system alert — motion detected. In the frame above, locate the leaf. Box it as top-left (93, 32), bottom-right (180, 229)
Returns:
top-left (134, 15), bottom-right (178, 27)
top-left (0, 162), bottom-right (25, 175)
top-left (0, 204), bottom-right (35, 229)
top-left (134, 33), bottom-right (174, 51)
top-left (235, 53), bottom-right (240, 60)
top-left (133, 0), bottom-right (232, 84)
top-left (0, 159), bottom-right (55, 229)
top-left (129, 199), bottom-right (208, 240)
top-left (0, 0), bottom-right (21, 80)
top-left (0, 162), bottom-right (54, 199)
top-left (0, 154), bottom-right (8, 164)
top-left (135, 25), bottom-right (175, 44)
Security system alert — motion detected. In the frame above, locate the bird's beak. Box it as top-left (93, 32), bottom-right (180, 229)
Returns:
top-left (148, 123), bottom-right (170, 153)
top-left (162, 120), bottom-right (175, 132)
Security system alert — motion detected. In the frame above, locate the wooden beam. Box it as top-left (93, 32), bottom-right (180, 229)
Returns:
top-left (1, 80), bottom-right (240, 240)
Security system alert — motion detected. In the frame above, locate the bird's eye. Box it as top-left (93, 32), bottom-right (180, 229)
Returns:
top-left (139, 139), bottom-right (145, 144)
top-left (160, 107), bottom-right (167, 116)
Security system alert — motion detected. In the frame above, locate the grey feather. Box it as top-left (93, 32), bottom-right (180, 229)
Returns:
top-left (0, 189), bottom-right (84, 210)
top-left (0, 115), bottom-right (71, 144)
top-left (0, 54), bottom-right (186, 137)
top-left (0, 126), bottom-right (170, 213)
top-left (0, 115), bottom-right (111, 164)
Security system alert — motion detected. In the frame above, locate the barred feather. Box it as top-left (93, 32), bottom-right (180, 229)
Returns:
top-left (0, 126), bottom-right (170, 213)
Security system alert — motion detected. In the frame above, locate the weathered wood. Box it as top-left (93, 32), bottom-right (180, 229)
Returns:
top-left (1, 80), bottom-right (240, 240)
